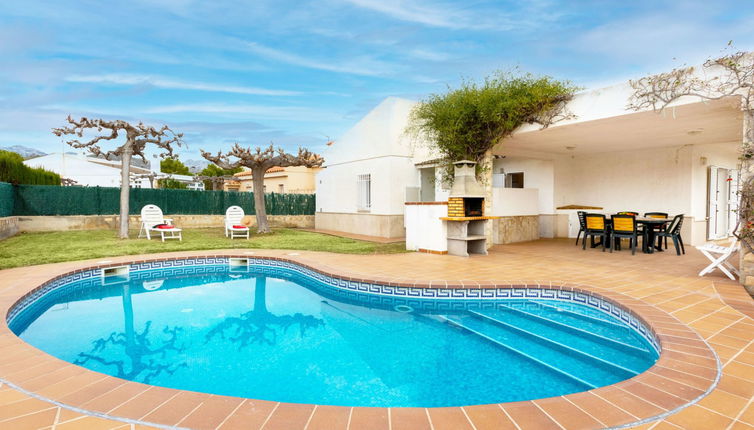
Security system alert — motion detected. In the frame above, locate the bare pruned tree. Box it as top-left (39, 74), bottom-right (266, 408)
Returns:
top-left (201, 143), bottom-right (324, 233)
top-left (52, 117), bottom-right (183, 238)
top-left (628, 48), bottom-right (754, 150)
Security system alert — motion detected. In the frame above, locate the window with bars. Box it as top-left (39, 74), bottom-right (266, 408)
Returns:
top-left (357, 174), bottom-right (371, 211)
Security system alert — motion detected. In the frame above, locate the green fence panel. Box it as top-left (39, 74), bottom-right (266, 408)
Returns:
top-left (0, 182), bottom-right (13, 217)
top-left (10, 184), bottom-right (315, 216)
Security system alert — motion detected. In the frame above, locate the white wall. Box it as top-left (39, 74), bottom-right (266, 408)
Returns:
top-left (317, 97), bottom-right (434, 216)
top-left (552, 145), bottom-right (694, 215)
top-left (405, 204), bottom-right (447, 251)
top-left (492, 158), bottom-right (554, 214)
top-left (316, 156), bottom-right (416, 215)
top-left (25, 153), bottom-right (123, 187)
top-left (323, 97), bottom-right (426, 166)
top-left (492, 188), bottom-right (539, 216)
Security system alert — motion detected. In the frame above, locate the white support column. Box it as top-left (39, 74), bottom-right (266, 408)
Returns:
top-left (482, 150), bottom-right (495, 249)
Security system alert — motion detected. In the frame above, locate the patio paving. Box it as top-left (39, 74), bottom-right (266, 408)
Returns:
top-left (0, 238), bottom-right (752, 429)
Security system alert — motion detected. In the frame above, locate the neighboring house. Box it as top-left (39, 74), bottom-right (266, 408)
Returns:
top-left (23, 153), bottom-right (153, 188)
top-left (317, 80), bottom-right (744, 246)
top-left (232, 166), bottom-right (321, 194)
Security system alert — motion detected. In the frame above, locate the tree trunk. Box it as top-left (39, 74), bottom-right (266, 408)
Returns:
top-left (253, 276), bottom-right (268, 314)
top-left (119, 145), bottom-right (133, 239)
top-left (252, 167), bottom-right (270, 233)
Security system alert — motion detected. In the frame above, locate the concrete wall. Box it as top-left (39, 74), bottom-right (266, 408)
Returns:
top-left (494, 216), bottom-right (539, 244)
top-left (315, 212), bottom-right (405, 238)
top-left (553, 145), bottom-right (694, 215)
top-left (405, 204), bottom-right (447, 251)
top-left (492, 188), bottom-right (539, 216)
top-left (493, 158), bottom-right (555, 214)
top-left (16, 214), bottom-right (314, 232)
top-left (0, 217), bottom-right (19, 240)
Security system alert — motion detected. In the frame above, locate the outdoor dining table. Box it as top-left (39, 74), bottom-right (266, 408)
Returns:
top-left (590, 216), bottom-right (671, 253)
top-left (635, 217), bottom-right (671, 254)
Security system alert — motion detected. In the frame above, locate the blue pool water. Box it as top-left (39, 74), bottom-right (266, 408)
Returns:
top-left (9, 264), bottom-right (659, 407)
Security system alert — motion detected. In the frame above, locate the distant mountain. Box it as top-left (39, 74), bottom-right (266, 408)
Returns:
top-left (184, 159), bottom-right (210, 173)
top-left (0, 145), bottom-right (47, 159)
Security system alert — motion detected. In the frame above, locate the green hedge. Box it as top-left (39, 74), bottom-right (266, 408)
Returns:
top-left (0, 151), bottom-right (60, 185)
top-left (7, 184), bottom-right (315, 216)
top-left (0, 182), bottom-right (12, 217)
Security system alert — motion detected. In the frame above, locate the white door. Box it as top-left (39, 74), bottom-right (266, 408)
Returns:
top-left (707, 166), bottom-right (735, 239)
top-left (727, 169), bottom-right (740, 234)
top-left (707, 166), bottom-right (719, 240)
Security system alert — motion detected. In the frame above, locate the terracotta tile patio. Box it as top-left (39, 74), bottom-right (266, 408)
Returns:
top-left (0, 238), bottom-right (752, 429)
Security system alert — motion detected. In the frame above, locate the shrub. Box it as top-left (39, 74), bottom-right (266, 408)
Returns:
top-left (0, 150), bottom-right (61, 185)
top-left (157, 178), bottom-right (188, 189)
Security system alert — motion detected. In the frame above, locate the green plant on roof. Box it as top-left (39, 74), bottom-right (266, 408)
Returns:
top-left (407, 70), bottom-right (579, 181)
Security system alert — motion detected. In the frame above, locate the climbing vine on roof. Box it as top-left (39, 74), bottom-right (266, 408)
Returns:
top-left (628, 43), bottom-right (754, 251)
top-left (407, 70), bottom-right (579, 181)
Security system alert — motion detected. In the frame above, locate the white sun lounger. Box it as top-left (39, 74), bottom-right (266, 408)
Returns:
top-left (225, 206), bottom-right (250, 239)
top-left (697, 237), bottom-right (739, 280)
top-left (138, 204), bottom-right (182, 242)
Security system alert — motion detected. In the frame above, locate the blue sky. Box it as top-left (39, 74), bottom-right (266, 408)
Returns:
top-left (1, 0), bottom-right (753, 162)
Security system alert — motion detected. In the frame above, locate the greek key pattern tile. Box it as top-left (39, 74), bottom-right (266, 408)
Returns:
top-left (7, 256), bottom-right (660, 352)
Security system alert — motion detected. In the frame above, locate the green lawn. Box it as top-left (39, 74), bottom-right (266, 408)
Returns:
top-left (0, 228), bottom-right (408, 270)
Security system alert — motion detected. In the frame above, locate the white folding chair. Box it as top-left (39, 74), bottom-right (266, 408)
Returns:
top-left (225, 206), bottom-right (249, 239)
top-left (138, 204), bottom-right (182, 242)
top-left (697, 237), bottom-right (739, 280)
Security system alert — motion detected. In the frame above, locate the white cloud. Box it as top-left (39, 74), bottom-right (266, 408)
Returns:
top-left (409, 48), bottom-right (451, 62)
top-left (345, 0), bottom-right (467, 28)
top-left (144, 103), bottom-right (340, 122)
top-left (244, 42), bottom-right (397, 77)
top-left (66, 74), bottom-right (300, 96)
top-left (334, 0), bottom-right (558, 31)
top-left (574, 10), bottom-right (754, 75)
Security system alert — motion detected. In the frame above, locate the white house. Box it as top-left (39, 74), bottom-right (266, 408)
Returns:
top-left (24, 153), bottom-right (154, 188)
top-left (317, 77), bottom-right (744, 247)
top-left (316, 97), bottom-right (440, 238)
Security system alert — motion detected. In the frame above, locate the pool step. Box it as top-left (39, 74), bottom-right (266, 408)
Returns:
top-left (523, 300), bottom-right (627, 328)
top-left (435, 315), bottom-right (594, 390)
top-left (513, 300), bottom-right (656, 355)
top-left (442, 312), bottom-right (637, 387)
top-left (496, 304), bottom-right (650, 355)
top-left (472, 307), bottom-right (651, 373)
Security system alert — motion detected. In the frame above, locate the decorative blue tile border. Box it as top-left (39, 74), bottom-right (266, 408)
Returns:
top-left (6, 256), bottom-right (660, 353)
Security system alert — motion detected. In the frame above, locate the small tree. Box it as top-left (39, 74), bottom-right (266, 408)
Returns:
top-left (157, 178), bottom-right (188, 189)
top-left (201, 143), bottom-right (324, 233)
top-left (198, 164), bottom-right (242, 190)
top-left (52, 117), bottom-right (183, 238)
top-left (160, 157), bottom-right (191, 175)
top-left (408, 71), bottom-right (578, 180)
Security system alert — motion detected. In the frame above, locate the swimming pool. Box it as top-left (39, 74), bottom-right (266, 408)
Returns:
top-left (8, 257), bottom-right (659, 407)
